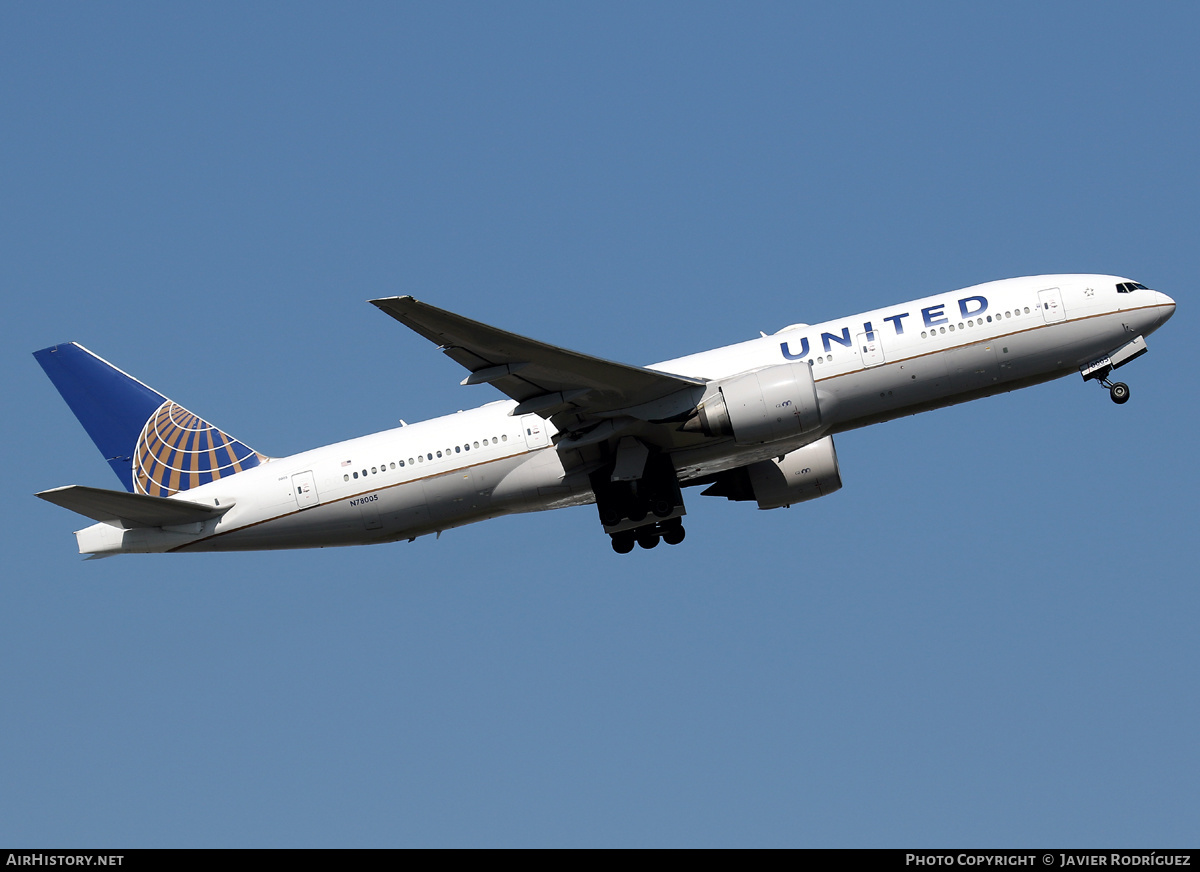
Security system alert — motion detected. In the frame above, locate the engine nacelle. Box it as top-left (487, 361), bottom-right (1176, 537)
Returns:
top-left (700, 435), bottom-right (842, 510)
top-left (684, 362), bottom-right (821, 445)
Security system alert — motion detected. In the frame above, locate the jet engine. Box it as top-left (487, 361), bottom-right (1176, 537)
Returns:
top-left (700, 435), bottom-right (842, 510)
top-left (682, 362), bottom-right (822, 445)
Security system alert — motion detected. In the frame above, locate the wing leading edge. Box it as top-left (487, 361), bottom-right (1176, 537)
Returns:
top-left (370, 297), bottom-right (707, 436)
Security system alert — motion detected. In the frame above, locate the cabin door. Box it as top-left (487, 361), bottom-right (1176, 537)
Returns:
top-left (857, 332), bottom-right (885, 368)
top-left (521, 415), bottom-right (550, 449)
top-left (1038, 288), bottom-right (1065, 323)
top-left (292, 471), bottom-right (320, 509)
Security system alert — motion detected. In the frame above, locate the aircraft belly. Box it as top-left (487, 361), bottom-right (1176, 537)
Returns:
top-left (995, 317), bottom-right (1123, 381)
top-left (191, 501), bottom-right (364, 551)
top-left (490, 449), bottom-right (587, 508)
top-left (423, 470), bottom-right (476, 524)
top-left (822, 355), bottom-right (950, 426)
top-left (947, 342), bottom-right (1000, 391)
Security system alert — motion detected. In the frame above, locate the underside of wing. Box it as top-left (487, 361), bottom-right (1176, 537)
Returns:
top-left (37, 485), bottom-right (230, 528)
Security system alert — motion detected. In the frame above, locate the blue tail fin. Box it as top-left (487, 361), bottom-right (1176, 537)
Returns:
top-left (34, 343), bottom-right (267, 496)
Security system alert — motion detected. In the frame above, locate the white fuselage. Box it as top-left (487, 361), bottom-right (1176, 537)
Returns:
top-left (74, 275), bottom-right (1175, 555)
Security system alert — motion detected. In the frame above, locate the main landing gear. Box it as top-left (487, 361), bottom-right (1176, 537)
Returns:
top-left (610, 518), bottom-right (686, 554)
top-left (592, 452), bottom-right (688, 555)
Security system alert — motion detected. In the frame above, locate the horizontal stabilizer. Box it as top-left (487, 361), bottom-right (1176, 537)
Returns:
top-left (36, 485), bottom-right (231, 528)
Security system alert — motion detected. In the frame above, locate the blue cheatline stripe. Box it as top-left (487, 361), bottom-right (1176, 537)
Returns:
top-left (34, 343), bottom-right (265, 495)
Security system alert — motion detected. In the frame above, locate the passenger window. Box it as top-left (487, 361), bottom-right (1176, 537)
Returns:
top-left (501, 435), bottom-right (507, 442)
top-left (353, 471), bottom-right (359, 479)
top-left (436, 451), bottom-right (442, 458)
top-left (344, 474), bottom-right (349, 482)
top-left (455, 446), bottom-right (461, 454)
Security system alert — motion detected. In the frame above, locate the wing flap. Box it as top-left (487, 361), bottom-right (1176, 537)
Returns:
top-left (36, 485), bottom-right (229, 528)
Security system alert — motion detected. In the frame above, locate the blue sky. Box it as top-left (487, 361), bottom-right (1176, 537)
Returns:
top-left (2, 2), bottom-right (1197, 847)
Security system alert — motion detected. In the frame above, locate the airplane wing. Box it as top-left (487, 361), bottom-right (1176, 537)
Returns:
top-left (370, 297), bottom-right (707, 434)
top-left (36, 485), bottom-right (231, 528)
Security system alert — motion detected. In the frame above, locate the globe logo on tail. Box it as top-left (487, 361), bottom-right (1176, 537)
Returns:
top-left (133, 401), bottom-right (264, 497)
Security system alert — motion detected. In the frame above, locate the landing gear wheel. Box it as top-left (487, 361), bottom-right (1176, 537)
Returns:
top-left (636, 530), bottom-right (660, 550)
top-left (1110, 382), bottom-right (1130, 404)
top-left (611, 532), bottom-right (635, 554)
top-left (651, 499), bottom-right (673, 518)
top-left (661, 524), bottom-right (686, 546)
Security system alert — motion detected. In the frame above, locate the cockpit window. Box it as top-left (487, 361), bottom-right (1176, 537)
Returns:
top-left (1117, 282), bottom-right (1150, 293)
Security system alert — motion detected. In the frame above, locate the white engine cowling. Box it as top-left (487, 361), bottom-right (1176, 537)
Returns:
top-left (685, 362), bottom-right (822, 445)
top-left (700, 435), bottom-right (842, 510)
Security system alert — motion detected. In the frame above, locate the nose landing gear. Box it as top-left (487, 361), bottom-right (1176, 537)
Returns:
top-left (1088, 369), bottom-right (1131, 404)
top-left (1080, 335), bottom-right (1147, 405)
top-left (1087, 370), bottom-right (1131, 404)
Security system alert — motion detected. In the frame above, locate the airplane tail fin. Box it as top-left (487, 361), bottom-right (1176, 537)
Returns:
top-left (33, 343), bottom-right (267, 496)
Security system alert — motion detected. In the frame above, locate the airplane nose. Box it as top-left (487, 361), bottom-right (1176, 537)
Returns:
top-left (1155, 291), bottom-right (1176, 325)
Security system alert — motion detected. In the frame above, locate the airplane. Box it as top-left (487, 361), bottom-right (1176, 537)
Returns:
top-left (34, 274), bottom-right (1175, 557)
